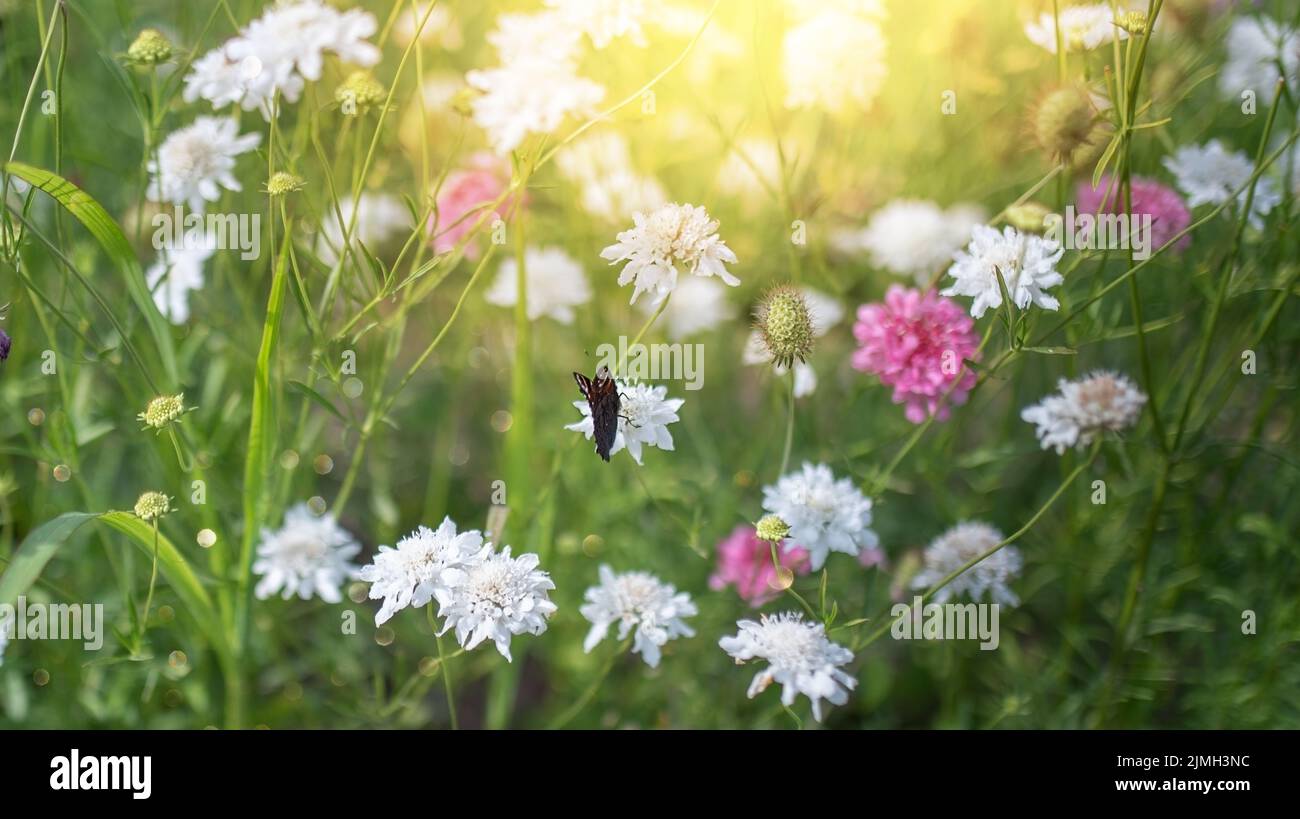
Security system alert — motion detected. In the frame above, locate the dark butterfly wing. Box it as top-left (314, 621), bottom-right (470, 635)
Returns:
top-left (574, 369), bottom-right (620, 462)
top-left (573, 371), bottom-right (595, 401)
top-left (591, 389), bottom-right (621, 462)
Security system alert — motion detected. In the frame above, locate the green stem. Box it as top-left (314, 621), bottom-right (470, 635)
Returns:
top-left (548, 637), bottom-right (632, 729)
top-left (431, 605), bottom-right (458, 730)
top-left (778, 367), bottom-right (796, 476)
top-left (615, 295), bottom-right (671, 377)
top-left (1171, 79), bottom-right (1284, 452)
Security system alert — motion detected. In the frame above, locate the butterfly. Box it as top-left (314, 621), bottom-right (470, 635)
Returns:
top-left (573, 365), bottom-right (621, 462)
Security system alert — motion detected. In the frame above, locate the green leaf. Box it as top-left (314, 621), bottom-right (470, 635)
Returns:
top-left (1092, 134), bottom-right (1122, 190)
top-left (0, 512), bottom-right (227, 663)
top-left (0, 512), bottom-right (99, 605)
top-left (97, 511), bottom-right (228, 657)
top-left (1021, 345), bottom-right (1078, 355)
top-left (3, 161), bottom-right (178, 387)
top-left (236, 236), bottom-right (292, 647)
top-left (288, 379), bottom-right (349, 424)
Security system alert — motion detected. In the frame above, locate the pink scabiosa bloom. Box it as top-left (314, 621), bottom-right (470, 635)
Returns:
top-left (709, 525), bottom-right (811, 608)
top-left (852, 286), bottom-right (979, 424)
top-left (1076, 175), bottom-right (1192, 254)
top-left (428, 152), bottom-right (516, 257)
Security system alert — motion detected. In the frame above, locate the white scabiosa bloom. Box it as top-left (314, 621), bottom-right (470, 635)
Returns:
top-left (1021, 370), bottom-right (1146, 454)
top-left (580, 565), bottom-right (697, 667)
top-left (565, 381), bottom-right (684, 465)
top-left (762, 463), bottom-right (878, 570)
top-left (1162, 140), bottom-right (1281, 229)
top-left (545, 0), bottom-right (647, 48)
top-left (147, 117), bottom-right (261, 213)
top-left (466, 12), bottom-right (605, 154)
top-left (782, 7), bottom-right (888, 114)
top-left (485, 245), bottom-right (592, 324)
top-left (1218, 16), bottom-right (1299, 102)
top-left (438, 545), bottom-right (557, 662)
top-left (601, 202), bottom-right (739, 305)
top-left (1024, 4), bottom-right (1126, 54)
top-left (719, 612), bottom-right (856, 722)
top-left (467, 61), bottom-right (605, 155)
top-left (146, 232), bottom-right (218, 324)
top-left (253, 503), bottom-right (362, 603)
top-left (839, 199), bottom-right (986, 285)
top-left (359, 518), bottom-right (485, 625)
top-left (317, 193), bottom-right (410, 266)
top-left (183, 0), bottom-right (380, 118)
top-left (911, 521), bottom-right (1022, 606)
top-left (943, 224), bottom-right (1065, 319)
top-left (642, 275), bottom-right (735, 339)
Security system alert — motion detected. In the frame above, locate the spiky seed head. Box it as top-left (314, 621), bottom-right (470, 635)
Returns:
top-left (755, 514), bottom-right (792, 544)
top-left (139, 393), bottom-right (186, 429)
top-left (755, 285), bottom-right (814, 369)
top-left (335, 71), bottom-right (386, 111)
top-left (1116, 11), bottom-right (1147, 36)
top-left (1033, 86), bottom-right (1096, 163)
top-left (127, 29), bottom-right (173, 65)
top-left (134, 491), bottom-right (172, 522)
top-left (265, 172), bottom-right (306, 196)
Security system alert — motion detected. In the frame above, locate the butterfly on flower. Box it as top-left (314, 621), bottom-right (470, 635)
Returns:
top-left (572, 366), bottom-right (621, 462)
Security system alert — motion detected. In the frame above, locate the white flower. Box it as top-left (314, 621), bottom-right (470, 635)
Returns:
top-left (147, 117), bottom-right (261, 213)
top-left (783, 8), bottom-right (887, 113)
top-left (184, 0), bottom-right (379, 119)
top-left (943, 224), bottom-right (1065, 319)
top-left (719, 612), bottom-right (856, 722)
top-left (1219, 16), bottom-right (1299, 101)
top-left (1021, 370), bottom-right (1146, 454)
top-left (437, 545), bottom-right (556, 662)
top-left (467, 62), bottom-right (604, 156)
top-left (253, 503), bottom-right (362, 603)
top-left (762, 462), bottom-right (878, 570)
top-left (467, 12), bottom-right (605, 154)
top-left (545, 0), bottom-right (648, 49)
top-left (555, 131), bottom-right (666, 220)
top-left (912, 521), bottom-right (1022, 606)
top-left (485, 245), bottom-right (592, 324)
top-left (485, 11), bottom-right (583, 63)
top-left (318, 193), bottom-right (411, 265)
top-left (566, 380), bottom-right (684, 465)
top-left (1024, 4), bottom-right (1126, 54)
top-left (1162, 140), bottom-right (1280, 229)
top-left (146, 232), bottom-right (218, 324)
top-left (358, 518), bottom-right (485, 625)
top-left (839, 199), bottom-right (986, 285)
top-left (601, 202), bottom-right (739, 305)
top-left (642, 275), bottom-right (735, 338)
top-left (580, 565), bottom-right (697, 667)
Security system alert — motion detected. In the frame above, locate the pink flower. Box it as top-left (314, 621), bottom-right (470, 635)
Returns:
top-left (852, 286), bottom-right (980, 424)
top-left (427, 152), bottom-right (516, 258)
top-left (1076, 175), bottom-right (1191, 254)
top-left (709, 525), bottom-right (811, 607)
